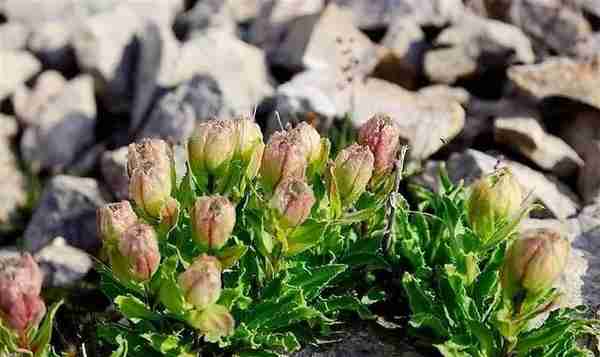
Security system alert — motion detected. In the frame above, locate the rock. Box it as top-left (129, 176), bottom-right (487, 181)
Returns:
top-left (0, 114), bottom-right (27, 231)
top-left (353, 78), bottom-right (465, 161)
top-left (177, 0), bottom-right (236, 37)
top-left (508, 57), bottom-right (600, 111)
top-left (131, 23), bottom-right (180, 133)
top-left (445, 149), bottom-right (580, 219)
top-left (13, 70), bottom-right (67, 126)
top-left (34, 237), bottom-right (93, 287)
top-left (174, 30), bottom-right (273, 116)
top-left (139, 75), bottom-right (222, 142)
top-left (580, 0), bottom-right (600, 18)
top-left (425, 15), bottom-right (534, 84)
top-left (27, 20), bottom-right (75, 71)
top-left (388, 0), bottom-right (465, 27)
top-left (273, 3), bottom-right (377, 74)
top-left (0, 23), bottom-right (30, 50)
top-left (1, 0), bottom-right (92, 25)
top-left (417, 85), bottom-right (471, 105)
top-left (100, 146), bottom-right (129, 201)
top-left (249, 0), bottom-right (324, 55)
top-left (494, 116), bottom-right (583, 178)
top-left (375, 19), bottom-right (425, 89)
top-left (20, 75), bottom-right (97, 173)
top-left (0, 50), bottom-right (41, 101)
top-left (23, 175), bottom-right (107, 253)
top-left (227, 0), bottom-right (266, 22)
top-left (508, 0), bottom-right (591, 56)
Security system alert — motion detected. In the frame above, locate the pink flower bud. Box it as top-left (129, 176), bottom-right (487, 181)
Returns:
top-left (270, 178), bottom-right (315, 228)
top-left (502, 228), bottom-right (570, 297)
top-left (97, 201), bottom-right (137, 244)
top-left (260, 130), bottom-right (308, 192)
top-left (127, 138), bottom-right (173, 180)
top-left (117, 223), bottom-right (160, 282)
top-left (188, 120), bottom-right (236, 177)
top-left (357, 113), bottom-right (401, 176)
top-left (129, 163), bottom-right (173, 218)
top-left (290, 122), bottom-right (322, 164)
top-left (333, 144), bottom-right (374, 206)
top-left (0, 254), bottom-right (46, 334)
top-left (192, 196), bottom-right (236, 250)
top-left (178, 255), bottom-right (222, 310)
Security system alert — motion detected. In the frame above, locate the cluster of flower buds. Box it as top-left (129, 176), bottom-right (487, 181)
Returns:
top-left (178, 255), bottom-right (234, 339)
top-left (357, 113), bottom-right (401, 179)
top-left (0, 254), bottom-right (46, 339)
top-left (501, 228), bottom-right (569, 299)
top-left (128, 139), bottom-right (174, 219)
top-left (269, 178), bottom-right (316, 229)
top-left (467, 167), bottom-right (523, 240)
top-left (191, 195), bottom-right (236, 251)
top-left (97, 201), bottom-right (160, 283)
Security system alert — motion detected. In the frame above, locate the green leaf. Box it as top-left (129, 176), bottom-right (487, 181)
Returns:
top-left (115, 295), bottom-right (161, 322)
top-left (110, 335), bottom-right (128, 357)
top-left (217, 243), bottom-right (248, 269)
top-left (286, 220), bottom-right (328, 256)
top-left (31, 300), bottom-right (64, 357)
top-left (334, 206), bottom-right (381, 225)
top-left (317, 295), bottom-right (374, 320)
top-left (287, 264), bottom-right (347, 301)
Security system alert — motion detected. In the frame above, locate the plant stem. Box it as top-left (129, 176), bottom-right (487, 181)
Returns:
top-left (382, 145), bottom-right (409, 255)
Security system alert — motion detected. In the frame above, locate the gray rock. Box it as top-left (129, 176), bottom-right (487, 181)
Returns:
top-left (508, 56), bottom-right (600, 111)
top-left (0, 114), bottom-right (27, 231)
top-left (353, 78), bottom-right (465, 161)
top-left (425, 15), bottom-right (534, 84)
top-left (13, 70), bottom-right (67, 126)
top-left (2, 0), bottom-right (92, 25)
top-left (100, 146), bottom-right (129, 201)
top-left (445, 149), bottom-right (580, 219)
top-left (388, 0), bottom-right (465, 27)
top-left (174, 30), bottom-right (273, 117)
top-left (0, 50), bottom-right (41, 100)
top-left (273, 3), bottom-right (377, 74)
top-left (27, 20), bottom-right (74, 71)
top-left (417, 85), bottom-right (471, 105)
top-left (178, 0), bottom-right (236, 37)
top-left (0, 23), bottom-right (30, 50)
top-left (226, 0), bottom-right (267, 22)
top-left (249, 0), bottom-right (325, 56)
top-left (580, 0), bottom-right (600, 18)
top-left (139, 75), bottom-right (223, 143)
top-left (34, 237), bottom-right (93, 287)
top-left (494, 116), bottom-right (583, 178)
top-left (508, 0), bottom-right (591, 56)
top-left (20, 75), bottom-right (96, 173)
top-left (131, 23), bottom-right (180, 133)
top-left (23, 175), bottom-right (107, 253)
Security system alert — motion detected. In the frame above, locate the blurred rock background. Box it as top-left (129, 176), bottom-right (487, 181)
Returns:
top-left (1, 0), bottom-right (600, 354)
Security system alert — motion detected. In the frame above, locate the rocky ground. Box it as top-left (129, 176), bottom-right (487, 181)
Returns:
top-left (2, 0), bottom-right (600, 355)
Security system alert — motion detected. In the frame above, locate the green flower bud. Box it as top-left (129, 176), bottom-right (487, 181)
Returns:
top-left (116, 223), bottom-right (160, 282)
top-left (502, 228), bottom-right (570, 297)
top-left (260, 130), bottom-right (308, 192)
top-left (290, 122), bottom-right (322, 164)
top-left (357, 113), bottom-right (401, 176)
top-left (178, 255), bottom-right (222, 310)
top-left (191, 304), bottom-right (235, 342)
top-left (467, 167), bottom-right (523, 239)
top-left (235, 116), bottom-right (263, 162)
top-left (270, 178), bottom-right (315, 228)
top-left (188, 120), bottom-right (236, 178)
top-left (97, 201), bottom-right (138, 244)
top-left (129, 163), bottom-right (173, 219)
top-left (192, 196), bottom-right (236, 250)
top-left (332, 144), bottom-right (374, 207)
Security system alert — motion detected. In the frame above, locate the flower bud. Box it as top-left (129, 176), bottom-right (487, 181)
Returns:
top-left (97, 201), bottom-right (137, 244)
top-left (129, 163), bottom-right (173, 218)
top-left (235, 116), bottom-right (263, 162)
top-left (117, 223), bottom-right (160, 282)
top-left (357, 113), bottom-right (401, 176)
top-left (192, 196), bottom-right (236, 250)
top-left (188, 120), bottom-right (236, 177)
top-left (193, 304), bottom-right (235, 341)
top-left (178, 255), bottom-right (222, 310)
top-left (0, 254), bottom-right (46, 334)
top-left (290, 122), bottom-right (322, 164)
top-left (260, 130), bottom-right (308, 192)
top-left (467, 167), bottom-right (523, 239)
top-left (270, 178), bottom-right (315, 228)
top-left (332, 144), bottom-right (374, 206)
top-left (502, 228), bottom-right (569, 297)
top-left (127, 138), bottom-right (173, 179)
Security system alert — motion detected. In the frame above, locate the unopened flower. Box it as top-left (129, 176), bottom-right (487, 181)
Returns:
top-left (357, 113), bottom-right (401, 176)
top-left (188, 119), bottom-right (236, 178)
top-left (332, 144), bottom-right (374, 206)
top-left (235, 116), bottom-right (265, 180)
top-left (0, 254), bottom-right (46, 334)
top-left (178, 255), bottom-right (222, 310)
top-left (127, 138), bottom-right (173, 180)
top-left (290, 122), bottom-right (322, 164)
top-left (270, 178), bottom-right (315, 228)
top-left (192, 196), bottom-right (236, 250)
top-left (194, 304), bottom-right (235, 341)
top-left (467, 167), bottom-right (523, 239)
top-left (129, 163), bottom-right (173, 219)
top-left (97, 201), bottom-right (137, 244)
top-left (502, 228), bottom-right (569, 297)
top-left (260, 130), bottom-right (308, 192)
top-left (160, 197), bottom-right (180, 230)
top-left (117, 223), bottom-right (160, 282)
